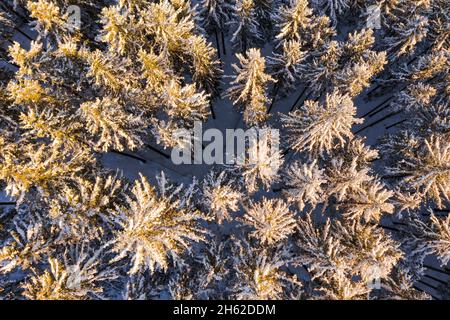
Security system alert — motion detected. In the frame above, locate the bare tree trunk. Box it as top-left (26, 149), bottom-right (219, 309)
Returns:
top-left (424, 274), bottom-right (448, 286)
top-left (0, 202), bottom-right (16, 206)
top-left (221, 31), bottom-right (226, 55)
top-left (385, 119), bottom-right (407, 129)
top-left (267, 82), bottom-right (280, 114)
top-left (289, 86), bottom-right (309, 112)
top-left (355, 111), bottom-right (402, 134)
top-left (361, 96), bottom-right (395, 118)
top-left (210, 101), bottom-right (216, 119)
top-left (423, 264), bottom-right (450, 276)
top-left (0, 2), bottom-right (30, 23)
top-left (146, 144), bottom-right (170, 159)
top-left (214, 29), bottom-right (221, 59)
top-left (111, 150), bottom-right (147, 163)
top-left (413, 285), bottom-right (440, 300)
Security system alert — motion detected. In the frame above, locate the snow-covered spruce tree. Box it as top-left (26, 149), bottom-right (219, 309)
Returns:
top-left (227, 48), bottom-right (275, 125)
top-left (232, 127), bottom-right (283, 193)
top-left (184, 36), bottom-right (223, 98)
top-left (378, 265), bottom-right (431, 300)
top-left (230, 238), bottom-right (302, 299)
top-left (168, 240), bottom-right (229, 299)
top-left (241, 198), bottom-right (297, 245)
top-left (21, 245), bottom-right (114, 300)
top-left (79, 97), bottom-right (146, 152)
top-left (392, 49), bottom-right (449, 90)
top-left (378, 47), bottom-right (448, 210)
top-left (202, 170), bottom-right (243, 224)
top-left (228, 0), bottom-right (263, 52)
top-left (376, 0), bottom-right (435, 59)
top-left (46, 173), bottom-right (126, 242)
top-left (311, 0), bottom-right (350, 27)
top-left (12, 0), bottom-right (111, 45)
top-left (382, 134), bottom-right (449, 209)
top-left (331, 136), bottom-right (380, 170)
top-left (401, 212), bottom-right (450, 268)
top-left (274, 0), bottom-right (337, 50)
top-left (0, 210), bottom-right (51, 274)
top-left (282, 160), bottom-right (327, 211)
top-left (296, 214), bottom-right (403, 300)
top-left (111, 174), bottom-right (209, 274)
top-left (339, 179), bottom-right (395, 223)
top-left (268, 40), bottom-right (305, 94)
top-left (301, 29), bottom-right (387, 96)
top-left (252, 0), bottom-right (277, 37)
top-left (280, 91), bottom-right (363, 157)
top-left (0, 69), bottom-right (18, 139)
top-left (427, 0), bottom-right (450, 51)
top-left (274, 0), bottom-right (313, 46)
top-left (268, 0), bottom-right (325, 96)
top-left (392, 208), bottom-right (450, 276)
top-left (0, 9), bottom-right (17, 62)
top-left (321, 139), bottom-right (396, 225)
top-left (334, 51), bottom-right (387, 97)
top-left (392, 83), bottom-right (437, 113)
top-left (25, 0), bottom-right (118, 46)
top-left (384, 15), bottom-right (429, 59)
top-left (323, 156), bottom-right (373, 203)
top-left (198, 0), bottom-right (232, 34)
top-left (0, 138), bottom-right (95, 202)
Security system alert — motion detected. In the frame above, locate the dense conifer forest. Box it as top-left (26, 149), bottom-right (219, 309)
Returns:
top-left (0, 0), bottom-right (448, 300)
